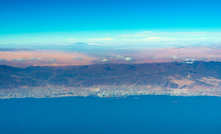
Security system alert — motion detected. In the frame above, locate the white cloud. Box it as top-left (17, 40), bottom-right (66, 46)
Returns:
top-left (171, 55), bottom-right (179, 59)
top-left (142, 37), bottom-right (171, 42)
top-left (185, 59), bottom-right (195, 61)
top-left (50, 59), bottom-right (57, 62)
top-left (87, 42), bottom-right (101, 45)
top-left (30, 57), bottom-right (44, 60)
top-left (120, 31), bottom-right (221, 43)
top-left (121, 34), bottom-right (149, 37)
top-left (86, 38), bottom-right (113, 41)
top-left (183, 59), bottom-right (196, 64)
top-left (121, 31), bottom-right (221, 37)
top-left (102, 59), bottom-right (109, 62)
top-left (142, 37), bottom-right (161, 40)
top-left (38, 57), bottom-right (44, 60)
top-left (116, 55), bottom-right (124, 58)
top-left (125, 57), bottom-right (132, 61)
top-left (11, 58), bottom-right (26, 61)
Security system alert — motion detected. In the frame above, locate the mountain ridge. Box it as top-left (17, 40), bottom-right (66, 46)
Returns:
top-left (1, 61), bottom-right (221, 89)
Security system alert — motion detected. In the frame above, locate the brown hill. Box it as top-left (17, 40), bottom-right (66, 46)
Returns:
top-left (1, 61), bottom-right (221, 90)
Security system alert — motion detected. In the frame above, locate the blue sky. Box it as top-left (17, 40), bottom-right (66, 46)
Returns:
top-left (0, 0), bottom-right (221, 46)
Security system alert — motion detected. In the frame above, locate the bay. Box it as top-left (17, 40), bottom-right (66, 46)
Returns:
top-left (1, 95), bottom-right (221, 134)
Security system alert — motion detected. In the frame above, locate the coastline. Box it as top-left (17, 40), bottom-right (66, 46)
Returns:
top-left (1, 85), bottom-right (221, 99)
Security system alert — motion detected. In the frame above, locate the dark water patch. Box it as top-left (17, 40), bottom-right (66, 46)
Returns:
top-left (1, 95), bottom-right (221, 134)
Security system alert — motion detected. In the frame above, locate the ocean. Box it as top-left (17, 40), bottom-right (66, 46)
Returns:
top-left (1, 95), bottom-right (221, 134)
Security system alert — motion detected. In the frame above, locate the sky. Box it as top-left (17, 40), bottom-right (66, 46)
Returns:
top-left (0, 0), bottom-right (221, 46)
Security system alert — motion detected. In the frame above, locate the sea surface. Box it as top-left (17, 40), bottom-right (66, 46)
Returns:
top-left (1, 95), bottom-right (221, 134)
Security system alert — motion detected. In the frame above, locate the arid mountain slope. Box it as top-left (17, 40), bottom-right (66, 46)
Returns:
top-left (1, 61), bottom-right (221, 90)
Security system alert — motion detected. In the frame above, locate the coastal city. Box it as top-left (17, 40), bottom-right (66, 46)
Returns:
top-left (1, 86), bottom-right (221, 99)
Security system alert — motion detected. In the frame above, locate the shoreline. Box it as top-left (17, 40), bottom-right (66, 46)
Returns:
top-left (1, 86), bottom-right (221, 99)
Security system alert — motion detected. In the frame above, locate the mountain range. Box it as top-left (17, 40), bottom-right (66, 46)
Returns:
top-left (1, 61), bottom-right (221, 90)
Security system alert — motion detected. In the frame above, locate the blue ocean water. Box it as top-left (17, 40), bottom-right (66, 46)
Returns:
top-left (1, 95), bottom-right (221, 134)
